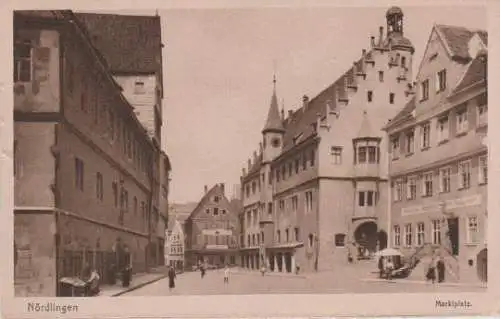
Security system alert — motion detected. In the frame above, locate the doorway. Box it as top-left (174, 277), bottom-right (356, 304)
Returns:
top-left (377, 230), bottom-right (388, 250)
top-left (285, 252), bottom-right (292, 273)
top-left (447, 217), bottom-right (459, 256)
top-left (477, 248), bottom-right (487, 282)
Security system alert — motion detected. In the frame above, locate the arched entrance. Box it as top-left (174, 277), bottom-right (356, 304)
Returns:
top-left (377, 230), bottom-right (388, 250)
top-left (354, 221), bottom-right (378, 258)
top-left (476, 248), bottom-right (487, 282)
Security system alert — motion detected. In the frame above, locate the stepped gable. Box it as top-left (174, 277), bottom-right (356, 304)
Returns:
top-left (74, 12), bottom-right (162, 73)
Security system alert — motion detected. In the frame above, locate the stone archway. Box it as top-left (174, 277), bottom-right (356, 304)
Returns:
top-left (476, 248), bottom-right (487, 282)
top-left (354, 221), bottom-right (378, 258)
top-left (377, 230), bottom-right (388, 250)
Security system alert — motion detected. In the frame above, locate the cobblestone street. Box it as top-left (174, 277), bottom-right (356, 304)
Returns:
top-left (124, 267), bottom-right (486, 296)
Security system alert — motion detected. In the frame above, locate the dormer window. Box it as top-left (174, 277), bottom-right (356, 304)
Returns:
top-left (134, 81), bottom-right (145, 94)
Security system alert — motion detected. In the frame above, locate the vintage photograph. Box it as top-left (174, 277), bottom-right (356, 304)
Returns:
top-left (12, 5), bottom-right (488, 299)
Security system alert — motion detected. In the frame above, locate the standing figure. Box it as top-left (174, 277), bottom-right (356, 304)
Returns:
top-left (426, 258), bottom-right (436, 284)
top-left (224, 265), bottom-right (230, 284)
top-left (168, 266), bottom-right (176, 291)
top-left (378, 256), bottom-right (384, 278)
top-left (437, 257), bottom-right (445, 283)
top-left (200, 263), bottom-right (206, 278)
top-left (385, 257), bottom-right (394, 280)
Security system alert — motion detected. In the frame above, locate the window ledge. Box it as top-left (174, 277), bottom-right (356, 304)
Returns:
top-left (392, 156), bottom-right (400, 161)
top-left (437, 139), bottom-right (449, 146)
top-left (456, 131), bottom-right (468, 138)
top-left (457, 186), bottom-right (471, 191)
top-left (464, 242), bottom-right (480, 247)
top-left (421, 146), bottom-right (430, 152)
top-left (405, 152), bottom-right (414, 158)
top-left (478, 181), bottom-right (487, 186)
top-left (476, 123), bottom-right (487, 131)
top-left (421, 194), bottom-right (433, 198)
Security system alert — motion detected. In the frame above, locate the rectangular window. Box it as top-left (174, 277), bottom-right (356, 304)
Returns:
top-left (96, 172), bottom-right (103, 200)
top-left (389, 93), bottom-right (395, 104)
top-left (267, 203), bottom-right (273, 216)
top-left (277, 230), bottom-right (281, 243)
top-left (367, 90), bottom-right (373, 102)
top-left (112, 182), bottom-right (118, 207)
top-left (456, 108), bottom-right (469, 134)
top-left (310, 149), bottom-right (315, 166)
top-left (439, 167), bottom-right (451, 193)
top-left (295, 158), bottom-right (300, 174)
top-left (404, 223), bottom-right (413, 247)
top-left (436, 69), bottom-right (447, 92)
top-left (358, 146), bottom-right (367, 163)
top-left (279, 199), bottom-right (285, 211)
top-left (405, 130), bottom-right (415, 154)
top-left (393, 225), bottom-right (401, 246)
top-left (467, 216), bottom-right (479, 244)
top-left (331, 146), bottom-right (342, 164)
top-left (268, 171), bottom-right (272, 185)
top-left (378, 71), bottom-right (384, 82)
top-left (479, 155), bottom-right (488, 184)
top-left (420, 122), bottom-right (431, 149)
top-left (420, 79), bottom-right (429, 101)
top-left (294, 227), bottom-right (300, 241)
top-left (288, 162), bottom-right (293, 176)
top-left (366, 191), bottom-right (374, 206)
top-left (74, 158), bottom-right (84, 191)
top-left (477, 104), bottom-right (488, 126)
top-left (358, 191), bottom-right (365, 207)
top-left (285, 229), bottom-right (289, 242)
top-left (14, 41), bottom-right (32, 82)
top-left (305, 191), bottom-right (313, 213)
top-left (432, 220), bottom-right (441, 245)
top-left (422, 172), bottom-right (433, 197)
top-left (391, 135), bottom-right (400, 159)
top-left (437, 116), bottom-right (449, 142)
top-left (368, 146), bottom-right (377, 163)
top-left (292, 196), bottom-right (298, 211)
top-left (416, 222), bottom-right (425, 246)
top-left (134, 81), bottom-right (146, 94)
top-left (458, 161), bottom-right (471, 189)
top-left (133, 197), bottom-right (138, 215)
top-left (394, 179), bottom-right (404, 202)
top-left (407, 176), bottom-right (417, 200)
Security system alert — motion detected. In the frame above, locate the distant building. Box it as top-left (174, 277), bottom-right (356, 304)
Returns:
top-left (184, 184), bottom-right (241, 268)
top-left (238, 6), bottom-right (415, 273)
top-left (13, 10), bottom-right (168, 297)
top-left (165, 218), bottom-right (185, 269)
top-left (384, 25), bottom-right (488, 283)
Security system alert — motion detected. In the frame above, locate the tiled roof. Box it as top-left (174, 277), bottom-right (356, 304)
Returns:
top-left (74, 12), bottom-right (162, 73)
top-left (436, 24), bottom-right (487, 61)
top-left (386, 96), bottom-right (416, 129)
top-left (262, 86), bottom-right (285, 133)
top-left (452, 55), bottom-right (487, 94)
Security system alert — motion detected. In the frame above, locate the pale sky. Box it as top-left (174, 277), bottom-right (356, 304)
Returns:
top-left (156, 5), bottom-right (486, 204)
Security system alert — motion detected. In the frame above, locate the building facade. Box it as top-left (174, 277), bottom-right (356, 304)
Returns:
top-left (13, 10), bottom-right (167, 297)
top-left (165, 219), bottom-right (185, 270)
top-left (184, 184), bottom-right (241, 268)
top-left (385, 25), bottom-right (488, 283)
top-left (239, 7), bottom-right (416, 273)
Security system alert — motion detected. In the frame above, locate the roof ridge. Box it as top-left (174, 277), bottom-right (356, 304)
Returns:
top-left (435, 23), bottom-right (486, 34)
top-left (75, 11), bottom-right (159, 19)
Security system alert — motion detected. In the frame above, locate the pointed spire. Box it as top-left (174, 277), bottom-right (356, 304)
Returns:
top-left (356, 110), bottom-right (377, 139)
top-left (262, 75), bottom-right (285, 134)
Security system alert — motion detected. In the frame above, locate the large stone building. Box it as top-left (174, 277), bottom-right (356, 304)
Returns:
top-left (239, 7), bottom-right (415, 273)
top-left (384, 25), bottom-right (488, 283)
top-left (13, 10), bottom-right (169, 297)
top-left (184, 184), bottom-right (241, 268)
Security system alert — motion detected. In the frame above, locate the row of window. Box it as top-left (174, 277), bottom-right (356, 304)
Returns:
top-left (357, 190), bottom-right (379, 207)
top-left (366, 90), bottom-right (396, 104)
top-left (391, 98), bottom-right (487, 159)
top-left (204, 207), bottom-right (227, 216)
top-left (329, 144), bottom-right (382, 166)
top-left (277, 190), bottom-right (314, 214)
top-left (74, 157), bottom-right (152, 228)
top-left (419, 69), bottom-right (447, 102)
top-left (393, 155), bottom-right (487, 201)
top-left (169, 246), bottom-right (183, 254)
top-left (393, 216), bottom-right (480, 247)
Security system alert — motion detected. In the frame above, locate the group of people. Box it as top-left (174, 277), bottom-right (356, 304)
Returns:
top-left (425, 256), bottom-right (446, 284)
top-left (378, 256), bottom-right (402, 280)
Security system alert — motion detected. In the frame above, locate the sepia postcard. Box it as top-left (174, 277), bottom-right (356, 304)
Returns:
top-left (1, 0), bottom-right (500, 318)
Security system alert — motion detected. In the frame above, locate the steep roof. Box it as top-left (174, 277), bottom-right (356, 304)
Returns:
top-left (387, 96), bottom-right (416, 128)
top-left (262, 81), bottom-right (285, 133)
top-left (436, 24), bottom-right (487, 61)
top-left (74, 12), bottom-right (162, 74)
top-left (452, 54), bottom-right (487, 94)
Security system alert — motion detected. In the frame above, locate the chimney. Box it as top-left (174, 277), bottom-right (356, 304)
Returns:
top-left (378, 26), bottom-right (384, 46)
top-left (288, 110), bottom-right (293, 118)
top-left (247, 159), bottom-right (251, 170)
top-left (281, 108), bottom-right (285, 121)
top-left (242, 167), bottom-right (246, 176)
top-left (370, 36), bottom-right (375, 48)
top-left (302, 95), bottom-right (309, 110)
top-left (204, 185), bottom-right (208, 194)
top-left (220, 183), bottom-right (225, 195)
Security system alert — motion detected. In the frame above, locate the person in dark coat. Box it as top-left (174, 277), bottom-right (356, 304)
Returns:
top-left (426, 258), bottom-right (436, 284)
top-left (168, 266), bottom-right (176, 291)
top-left (378, 256), bottom-right (384, 278)
top-left (437, 257), bottom-right (445, 283)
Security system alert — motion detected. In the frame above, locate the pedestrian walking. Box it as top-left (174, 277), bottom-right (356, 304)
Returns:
top-left (378, 256), bottom-right (384, 278)
top-left (426, 258), bottom-right (436, 284)
top-left (385, 257), bottom-right (394, 280)
top-left (200, 264), bottom-right (206, 278)
top-left (437, 256), bottom-right (445, 283)
top-left (168, 266), bottom-right (176, 291)
top-left (223, 265), bottom-right (230, 284)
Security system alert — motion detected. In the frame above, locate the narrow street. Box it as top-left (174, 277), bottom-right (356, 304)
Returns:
top-left (124, 268), bottom-right (486, 296)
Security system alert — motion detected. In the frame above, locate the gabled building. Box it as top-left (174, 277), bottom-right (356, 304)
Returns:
top-left (184, 184), bottom-right (241, 268)
top-left (165, 218), bottom-right (185, 269)
top-left (384, 24), bottom-right (488, 283)
top-left (239, 7), bottom-right (415, 273)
